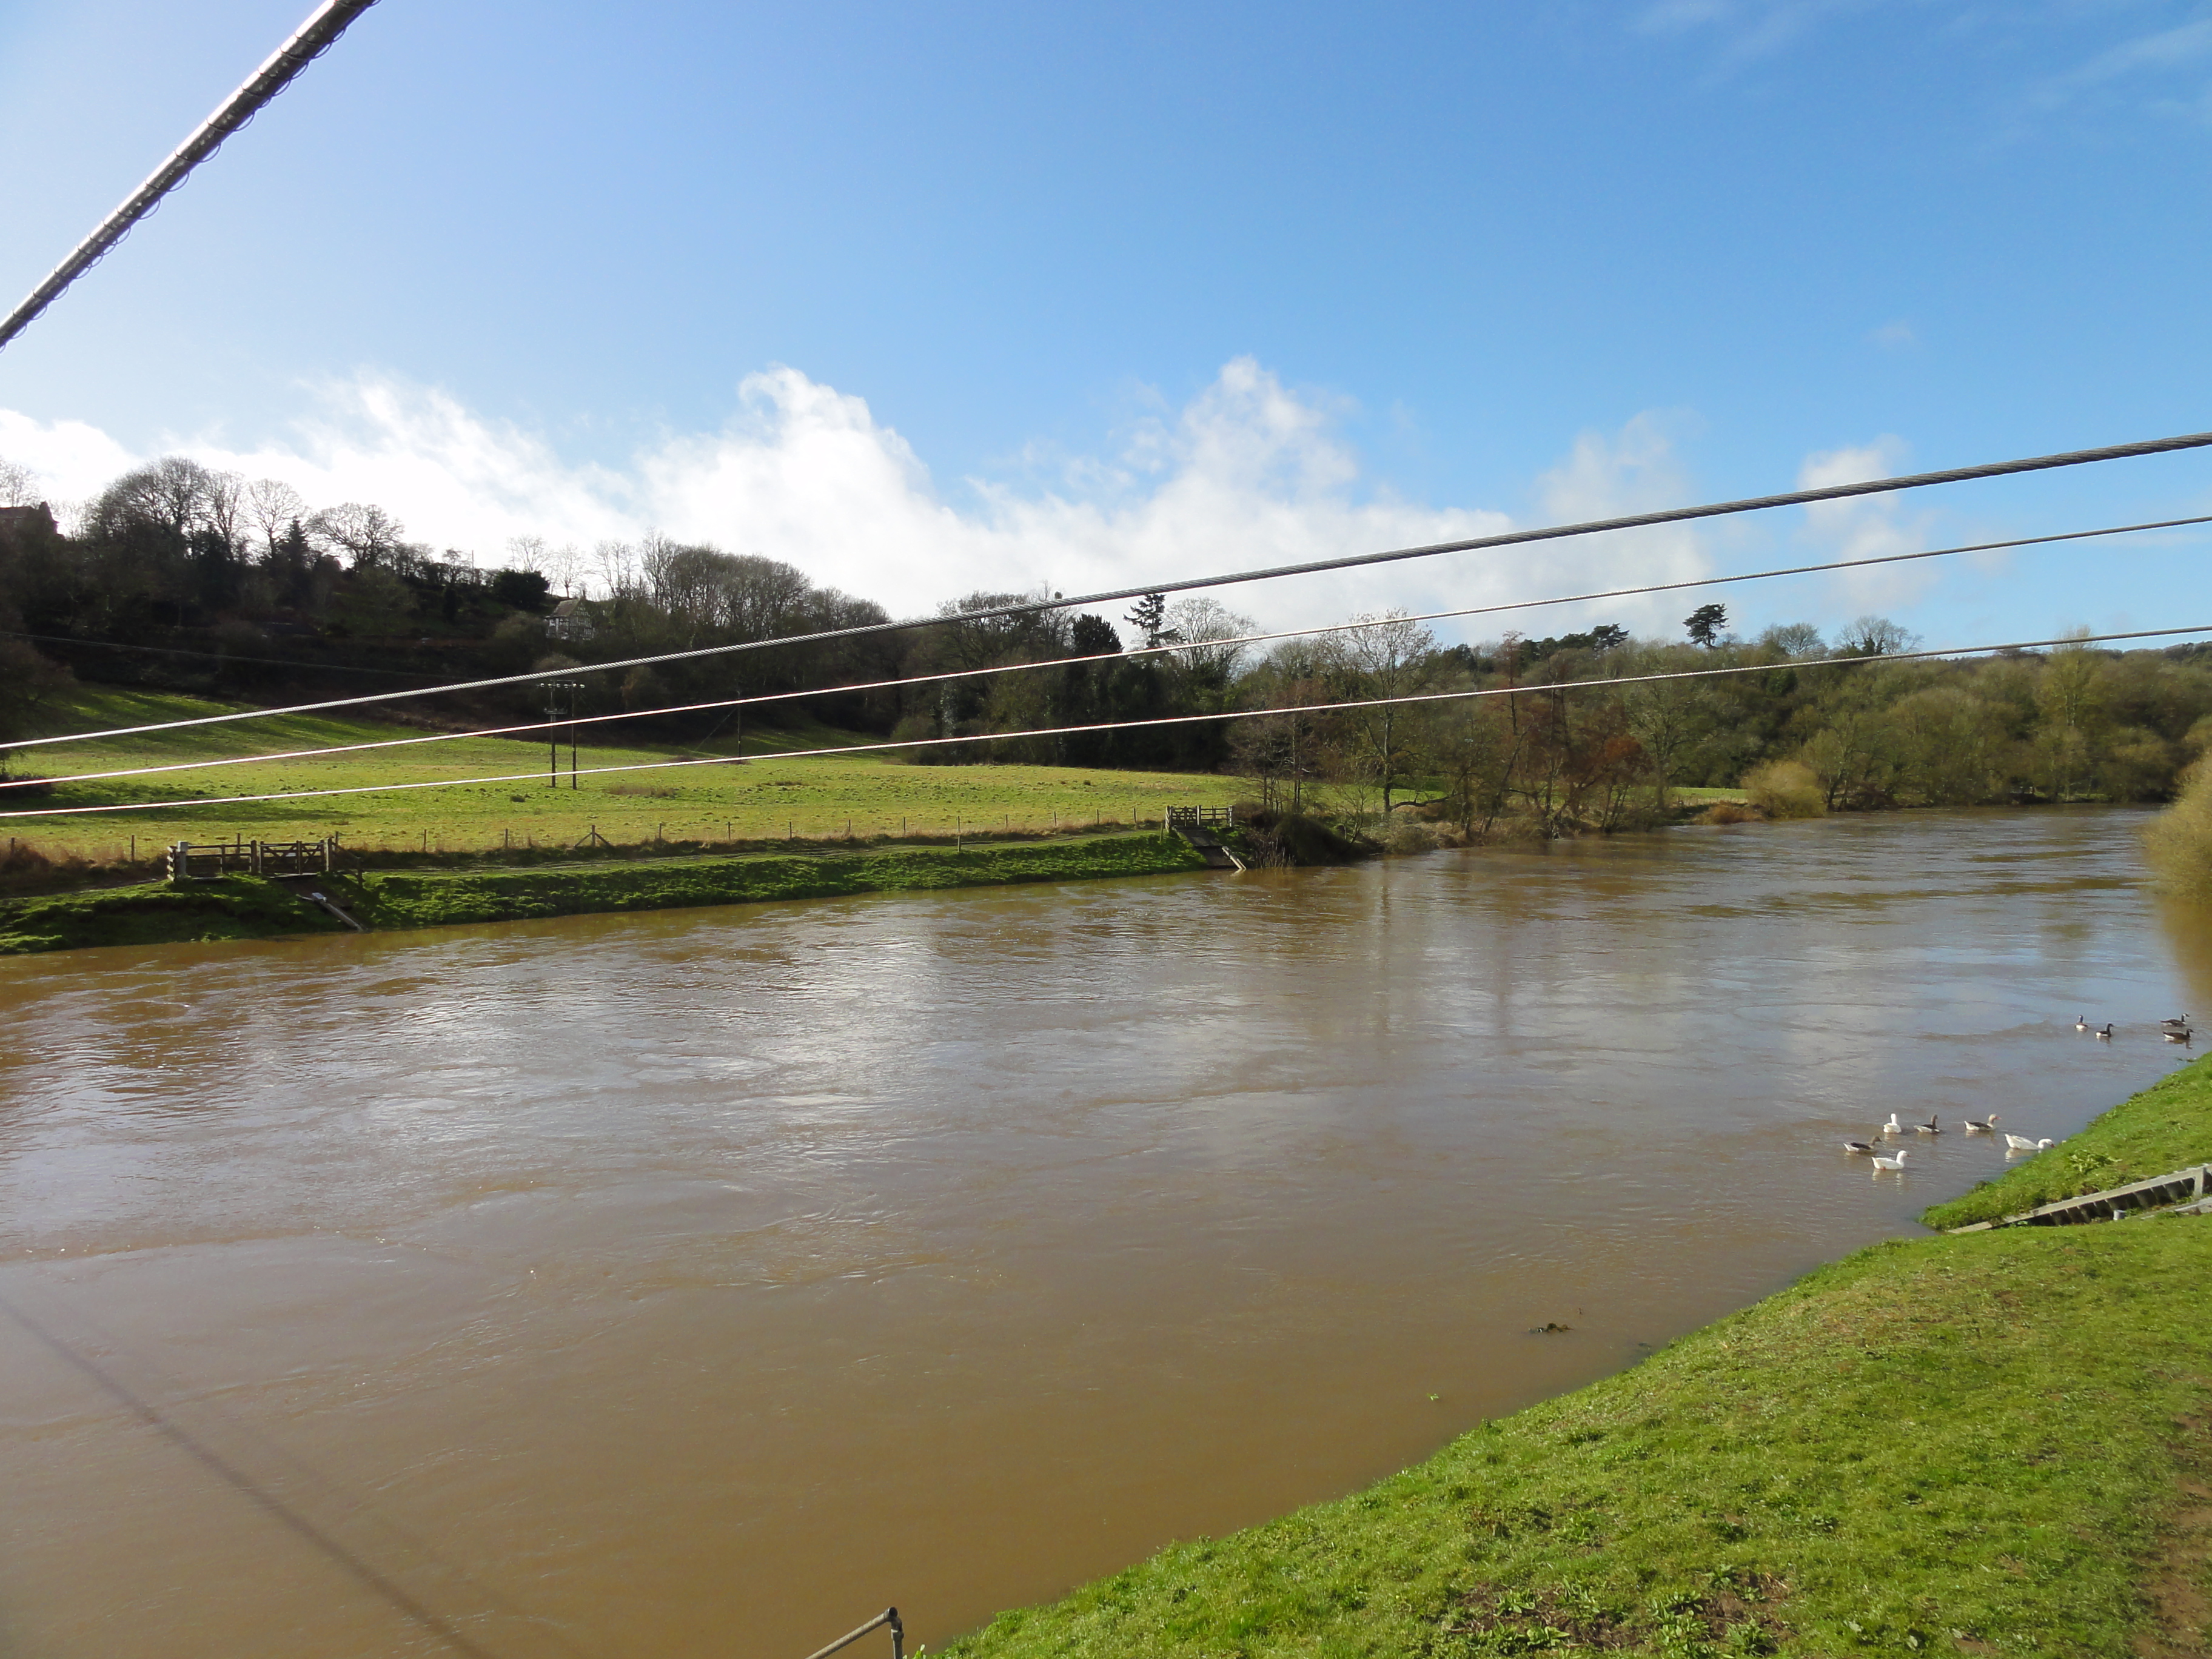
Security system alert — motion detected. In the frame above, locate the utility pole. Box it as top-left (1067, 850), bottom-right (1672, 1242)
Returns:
top-left (545, 679), bottom-right (585, 788)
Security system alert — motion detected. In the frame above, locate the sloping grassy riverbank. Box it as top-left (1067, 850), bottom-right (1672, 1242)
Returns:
top-left (0, 833), bottom-right (1210, 954)
top-left (942, 1060), bottom-right (2212, 1659)
top-left (1925, 1057), bottom-right (2212, 1230)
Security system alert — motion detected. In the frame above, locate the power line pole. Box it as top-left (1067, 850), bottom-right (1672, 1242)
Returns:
top-left (544, 680), bottom-right (583, 788)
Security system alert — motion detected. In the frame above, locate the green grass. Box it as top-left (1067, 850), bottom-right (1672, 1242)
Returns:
top-left (0, 687), bottom-right (1241, 862)
top-left (0, 834), bottom-right (1211, 955)
top-left (933, 1062), bottom-right (2212, 1659)
top-left (1922, 1056), bottom-right (2212, 1230)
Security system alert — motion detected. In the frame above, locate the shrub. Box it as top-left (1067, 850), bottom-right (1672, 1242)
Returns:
top-left (2143, 759), bottom-right (2212, 899)
top-left (1381, 817), bottom-right (1441, 855)
top-left (1742, 759), bottom-right (1827, 820)
top-left (1698, 802), bottom-right (1762, 826)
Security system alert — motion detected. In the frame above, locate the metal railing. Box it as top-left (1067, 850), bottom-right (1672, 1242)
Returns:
top-left (802, 1608), bottom-right (903, 1659)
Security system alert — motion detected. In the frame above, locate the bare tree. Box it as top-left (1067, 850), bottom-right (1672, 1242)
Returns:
top-left (1330, 609), bottom-right (1440, 815)
top-left (89, 456), bottom-right (220, 539)
top-left (309, 502), bottom-right (409, 568)
top-left (593, 538), bottom-right (639, 600)
top-left (0, 455), bottom-right (38, 508)
top-left (244, 478), bottom-right (309, 559)
top-left (1161, 595), bottom-right (1256, 676)
top-left (1836, 615), bottom-right (1919, 657)
top-left (203, 470), bottom-right (247, 558)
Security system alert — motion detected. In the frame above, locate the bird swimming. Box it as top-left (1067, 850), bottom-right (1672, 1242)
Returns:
top-left (1962, 1113), bottom-right (1998, 1133)
top-left (1870, 1150), bottom-right (1911, 1171)
top-left (2096, 1024), bottom-right (2114, 1041)
top-left (1881, 1113), bottom-right (1906, 1136)
top-left (2074, 1016), bottom-right (2090, 1032)
top-left (2004, 1133), bottom-right (2056, 1152)
top-left (1914, 1116), bottom-right (1942, 1134)
top-left (1844, 1139), bottom-right (1877, 1155)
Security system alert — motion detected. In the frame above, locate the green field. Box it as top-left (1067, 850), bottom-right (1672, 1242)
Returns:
top-left (940, 1060), bottom-right (2212, 1659)
top-left (0, 688), bottom-right (1240, 862)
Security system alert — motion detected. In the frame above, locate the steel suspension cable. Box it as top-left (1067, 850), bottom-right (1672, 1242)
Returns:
top-left (9, 623), bottom-right (2205, 822)
top-left (15, 430), bottom-right (2212, 751)
top-left (0, 1), bottom-right (383, 355)
top-left (20, 512), bottom-right (2212, 795)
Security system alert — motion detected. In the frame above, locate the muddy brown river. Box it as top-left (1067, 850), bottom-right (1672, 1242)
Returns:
top-left (3, 808), bottom-right (2206, 1659)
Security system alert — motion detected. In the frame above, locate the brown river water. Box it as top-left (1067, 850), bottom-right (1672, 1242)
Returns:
top-left (3, 807), bottom-right (2208, 1659)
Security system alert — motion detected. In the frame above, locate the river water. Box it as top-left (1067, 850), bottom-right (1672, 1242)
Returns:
top-left (2, 808), bottom-right (2205, 1659)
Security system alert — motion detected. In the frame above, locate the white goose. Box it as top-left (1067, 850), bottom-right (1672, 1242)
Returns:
top-left (1881, 1113), bottom-right (1907, 1136)
top-left (2003, 1133), bottom-right (2056, 1153)
top-left (1870, 1149), bottom-right (1911, 1171)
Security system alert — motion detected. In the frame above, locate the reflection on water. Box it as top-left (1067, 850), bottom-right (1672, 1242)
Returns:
top-left (0, 807), bottom-right (2201, 1659)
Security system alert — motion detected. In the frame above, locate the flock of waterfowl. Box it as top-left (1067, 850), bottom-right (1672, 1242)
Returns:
top-left (1842, 1014), bottom-right (2193, 1175)
top-left (2073, 1013), bottom-right (2196, 1045)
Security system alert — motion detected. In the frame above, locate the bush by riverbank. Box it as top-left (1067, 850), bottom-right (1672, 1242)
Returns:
top-left (940, 1057), bottom-right (2212, 1659)
top-left (0, 833), bottom-right (1211, 954)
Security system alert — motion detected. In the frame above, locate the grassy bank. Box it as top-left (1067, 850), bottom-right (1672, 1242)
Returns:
top-left (0, 833), bottom-right (1210, 954)
top-left (939, 1059), bottom-right (2212, 1659)
top-left (0, 687), bottom-right (1238, 862)
top-left (1923, 1057), bottom-right (2212, 1230)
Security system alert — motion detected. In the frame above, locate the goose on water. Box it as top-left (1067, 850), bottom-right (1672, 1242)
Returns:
top-left (1844, 1139), bottom-right (1877, 1155)
top-left (2162, 1016), bottom-right (2193, 1029)
top-left (1870, 1150), bottom-right (1911, 1171)
top-left (2074, 1016), bottom-right (2091, 1032)
top-left (2004, 1133), bottom-right (2056, 1152)
top-left (1963, 1113), bottom-right (1999, 1133)
top-left (1881, 1113), bottom-right (1906, 1136)
top-left (2096, 1024), bottom-right (2114, 1041)
top-left (2165, 1027), bottom-right (2193, 1044)
top-left (1914, 1116), bottom-right (1942, 1134)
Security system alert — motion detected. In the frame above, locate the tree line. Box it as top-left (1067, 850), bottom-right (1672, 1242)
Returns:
top-left (4, 454), bottom-right (2209, 828)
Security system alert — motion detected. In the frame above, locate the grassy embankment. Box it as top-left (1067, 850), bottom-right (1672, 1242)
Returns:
top-left (939, 1061), bottom-right (2212, 1659)
top-left (0, 686), bottom-right (1239, 951)
top-left (0, 834), bottom-right (1210, 955)
top-left (0, 686), bottom-right (1240, 861)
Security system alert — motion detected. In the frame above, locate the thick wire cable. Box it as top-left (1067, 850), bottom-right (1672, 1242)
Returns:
top-left (21, 513), bottom-right (2212, 796)
top-left (16, 431), bottom-right (2212, 752)
top-left (0, 2), bottom-right (382, 354)
top-left (9, 624), bottom-right (2204, 822)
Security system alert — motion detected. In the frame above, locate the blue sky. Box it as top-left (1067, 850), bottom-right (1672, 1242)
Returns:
top-left (2, 0), bottom-right (2209, 645)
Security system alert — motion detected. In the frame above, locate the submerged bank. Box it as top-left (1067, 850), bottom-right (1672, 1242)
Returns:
top-left (942, 1057), bottom-right (2212, 1659)
top-left (0, 832), bottom-right (1211, 954)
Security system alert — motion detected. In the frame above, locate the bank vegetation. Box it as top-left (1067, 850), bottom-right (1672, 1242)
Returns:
top-left (8, 455), bottom-right (2212, 857)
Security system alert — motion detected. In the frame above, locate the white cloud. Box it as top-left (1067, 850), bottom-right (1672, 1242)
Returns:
top-left (0, 358), bottom-right (1734, 641)
top-left (1867, 319), bottom-right (1917, 350)
top-left (2015, 15), bottom-right (2212, 130)
top-left (1521, 411), bottom-right (1717, 634)
top-left (1635, 0), bottom-right (1903, 67)
top-left (1796, 435), bottom-right (1942, 611)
